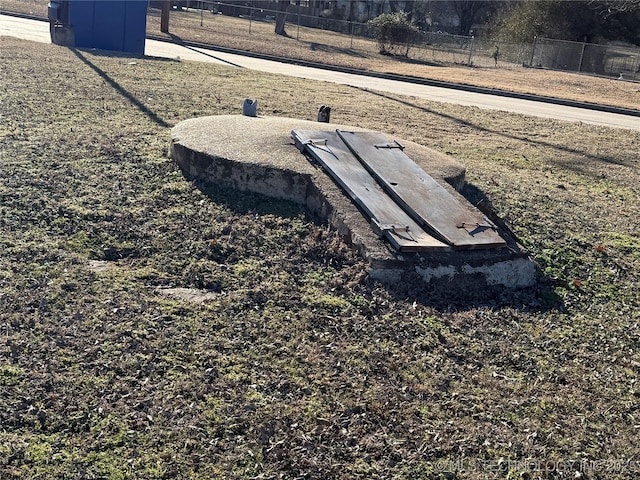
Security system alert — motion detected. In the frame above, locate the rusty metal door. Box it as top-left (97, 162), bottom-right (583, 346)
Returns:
top-left (292, 129), bottom-right (505, 252)
top-left (337, 130), bottom-right (506, 249)
top-left (293, 130), bottom-right (449, 252)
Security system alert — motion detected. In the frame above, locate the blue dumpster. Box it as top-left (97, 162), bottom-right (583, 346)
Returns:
top-left (49, 1), bottom-right (148, 56)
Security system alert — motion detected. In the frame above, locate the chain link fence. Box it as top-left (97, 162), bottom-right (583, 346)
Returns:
top-left (3, 0), bottom-right (637, 81)
top-left (163, 1), bottom-right (639, 81)
top-left (530, 37), bottom-right (639, 81)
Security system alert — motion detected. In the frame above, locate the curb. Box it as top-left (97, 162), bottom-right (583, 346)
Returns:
top-left (148, 34), bottom-right (640, 119)
top-left (0, 9), bottom-right (45, 21)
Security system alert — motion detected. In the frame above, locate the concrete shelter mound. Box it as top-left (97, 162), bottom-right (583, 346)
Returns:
top-left (170, 115), bottom-right (536, 293)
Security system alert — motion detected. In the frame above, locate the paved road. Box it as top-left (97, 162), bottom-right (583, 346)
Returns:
top-left (2, 14), bottom-right (639, 131)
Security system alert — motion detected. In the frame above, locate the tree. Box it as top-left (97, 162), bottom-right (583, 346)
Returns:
top-left (404, 0), bottom-right (416, 22)
top-left (368, 12), bottom-right (418, 56)
top-left (274, 0), bottom-right (289, 36)
top-left (452, 0), bottom-right (487, 36)
top-left (160, 0), bottom-right (170, 34)
top-left (411, 1), bottom-right (497, 35)
top-left (587, 0), bottom-right (640, 16)
top-left (586, 0), bottom-right (640, 44)
top-left (494, 0), bottom-right (640, 44)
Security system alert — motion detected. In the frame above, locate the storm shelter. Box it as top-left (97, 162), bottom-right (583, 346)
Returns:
top-left (170, 115), bottom-right (536, 293)
top-left (292, 129), bottom-right (506, 252)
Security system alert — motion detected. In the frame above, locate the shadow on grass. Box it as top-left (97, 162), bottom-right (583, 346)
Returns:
top-left (181, 43), bottom-right (247, 67)
top-left (382, 276), bottom-right (563, 313)
top-left (355, 87), bottom-right (634, 170)
top-left (70, 48), bottom-right (171, 129)
top-left (162, 32), bottom-right (248, 67)
top-left (194, 178), bottom-right (306, 220)
top-left (307, 42), bottom-right (369, 59)
top-left (185, 170), bottom-right (562, 313)
top-left (380, 50), bottom-right (442, 67)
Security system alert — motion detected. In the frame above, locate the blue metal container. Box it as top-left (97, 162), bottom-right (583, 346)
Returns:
top-left (49, 1), bottom-right (148, 56)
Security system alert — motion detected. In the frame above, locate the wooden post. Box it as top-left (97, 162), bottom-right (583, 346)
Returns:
top-left (161, 0), bottom-right (170, 34)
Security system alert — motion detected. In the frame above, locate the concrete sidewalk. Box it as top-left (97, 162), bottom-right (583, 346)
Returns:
top-left (1, 13), bottom-right (638, 131)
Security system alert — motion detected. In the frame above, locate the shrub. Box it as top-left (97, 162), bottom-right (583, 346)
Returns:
top-left (368, 12), bottom-right (418, 56)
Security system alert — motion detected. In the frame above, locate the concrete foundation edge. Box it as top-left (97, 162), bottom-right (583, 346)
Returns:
top-left (170, 116), bottom-right (538, 292)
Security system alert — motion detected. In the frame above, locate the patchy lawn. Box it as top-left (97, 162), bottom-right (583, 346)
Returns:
top-left (2, 0), bottom-right (639, 110)
top-left (1, 36), bottom-right (639, 479)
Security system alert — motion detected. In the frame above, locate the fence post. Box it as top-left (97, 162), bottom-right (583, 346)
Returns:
top-left (350, 21), bottom-right (354, 49)
top-left (200, 1), bottom-right (203, 27)
top-left (529, 35), bottom-right (537, 66)
top-left (249, 1), bottom-right (253, 35)
top-left (297, 12), bottom-right (300, 41)
top-left (578, 36), bottom-right (587, 73)
top-left (467, 36), bottom-right (475, 66)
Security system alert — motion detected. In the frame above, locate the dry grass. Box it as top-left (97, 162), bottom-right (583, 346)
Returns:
top-left (1, 34), bottom-right (640, 479)
top-left (146, 8), bottom-right (640, 111)
top-left (2, 0), bottom-right (639, 110)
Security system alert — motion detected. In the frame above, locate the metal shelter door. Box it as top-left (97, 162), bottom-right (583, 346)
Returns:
top-left (292, 129), bottom-right (506, 252)
top-left (336, 130), bottom-right (506, 249)
top-left (292, 130), bottom-right (449, 252)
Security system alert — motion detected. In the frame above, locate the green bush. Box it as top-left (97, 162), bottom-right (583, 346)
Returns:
top-left (368, 12), bottom-right (418, 56)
